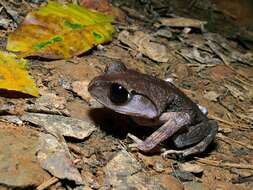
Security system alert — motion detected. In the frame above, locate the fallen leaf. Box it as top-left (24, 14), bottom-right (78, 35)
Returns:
top-left (7, 1), bottom-right (115, 59)
top-left (36, 133), bottom-right (83, 184)
top-left (0, 51), bottom-right (38, 97)
top-left (21, 113), bottom-right (96, 140)
top-left (118, 30), bottom-right (169, 62)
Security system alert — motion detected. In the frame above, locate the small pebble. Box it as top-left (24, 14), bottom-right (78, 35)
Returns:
top-left (179, 162), bottom-right (204, 174)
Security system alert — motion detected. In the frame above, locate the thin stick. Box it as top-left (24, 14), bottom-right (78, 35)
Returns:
top-left (196, 157), bottom-right (253, 170)
top-left (217, 133), bottom-right (253, 150)
top-left (187, 63), bottom-right (216, 67)
top-left (37, 177), bottom-right (58, 190)
top-left (235, 76), bottom-right (253, 87)
top-left (210, 115), bottom-right (250, 130)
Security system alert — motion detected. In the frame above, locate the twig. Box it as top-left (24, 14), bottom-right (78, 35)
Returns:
top-left (229, 65), bottom-right (253, 83)
top-left (195, 157), bottom-right (253, 170)
top-left (36, 177), bottom-right (59, 190)
top-left (235, 76), bottom-right (253, 88)
top-left (227, 78), bottom-right (249, 92)
top-left (186, 63), bottom-right (216, 67)
top-left (217, 133), bottom-right (253, 150)
top-left (210, 115), bottom-right (250, 130)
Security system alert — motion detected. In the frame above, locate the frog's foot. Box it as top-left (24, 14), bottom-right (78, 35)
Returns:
top-left (127, 133), bottom-right (139, 149)
top-left (127, 133), bottom-right (154, 152)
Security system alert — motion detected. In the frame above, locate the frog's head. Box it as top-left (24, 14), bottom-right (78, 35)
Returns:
top-left (88, 62), bottom-right (159, 119)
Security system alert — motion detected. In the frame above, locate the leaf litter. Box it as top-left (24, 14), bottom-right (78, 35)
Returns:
top-left (0, 0), bottom-right (253, 190)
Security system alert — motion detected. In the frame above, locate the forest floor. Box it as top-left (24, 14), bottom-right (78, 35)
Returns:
top-left (0, 0), bottom-right (252, 189)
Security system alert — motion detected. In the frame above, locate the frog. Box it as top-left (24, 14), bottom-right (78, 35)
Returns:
top-left (88, 61), bottom-right (218, 157)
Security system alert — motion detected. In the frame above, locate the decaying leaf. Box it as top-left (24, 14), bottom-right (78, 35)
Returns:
top-left (36, 133), bottom-right (83, 184)
top-left (7, 1), bottom-right (115, 59)
top-left (21, 113), bottom-right (96, 140)
top-left (118, 30), bottom-right (169, 62)
top-left (0, 51), bottom-right (38, 97)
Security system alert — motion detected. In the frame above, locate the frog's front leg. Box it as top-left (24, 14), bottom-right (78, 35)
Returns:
top-left (127, 112), bottom-right (191, 152)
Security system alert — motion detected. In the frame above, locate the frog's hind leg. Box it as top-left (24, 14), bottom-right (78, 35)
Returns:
top-left (172, 120), bottom-right (213, 149)
top-left (162, 120), bottom-right (218, 158)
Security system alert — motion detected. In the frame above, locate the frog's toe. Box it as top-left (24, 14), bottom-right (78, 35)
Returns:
top-left (127, 143), bottom-right (139, 152)
top-left (127, 133), bottom-right (143, 144)
top-left (127, 133), bottom-right (143, 151)
top-left (128, 143), bottom-right (137, 148)
top-left (161, 149), bottom-right (184, 158)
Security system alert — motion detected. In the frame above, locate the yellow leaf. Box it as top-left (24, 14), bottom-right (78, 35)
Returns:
top-left (7, 1), bottom-right (115, 59)
top-left (0, 51), bottom-right (39, 97)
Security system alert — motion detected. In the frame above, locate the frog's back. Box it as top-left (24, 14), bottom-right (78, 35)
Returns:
top-left (125, 70), bottom-right (206, 121)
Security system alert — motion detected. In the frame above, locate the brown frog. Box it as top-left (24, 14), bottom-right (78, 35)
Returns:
top-left (88, 61), bottom-right (218, 157)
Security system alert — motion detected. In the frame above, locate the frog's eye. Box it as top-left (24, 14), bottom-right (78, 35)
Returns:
top-left (109, 83), bottom-right (130, 104)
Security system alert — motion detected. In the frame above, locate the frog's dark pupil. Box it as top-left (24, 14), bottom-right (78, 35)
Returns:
top-left (110, 83), bottom-right (129, 104)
